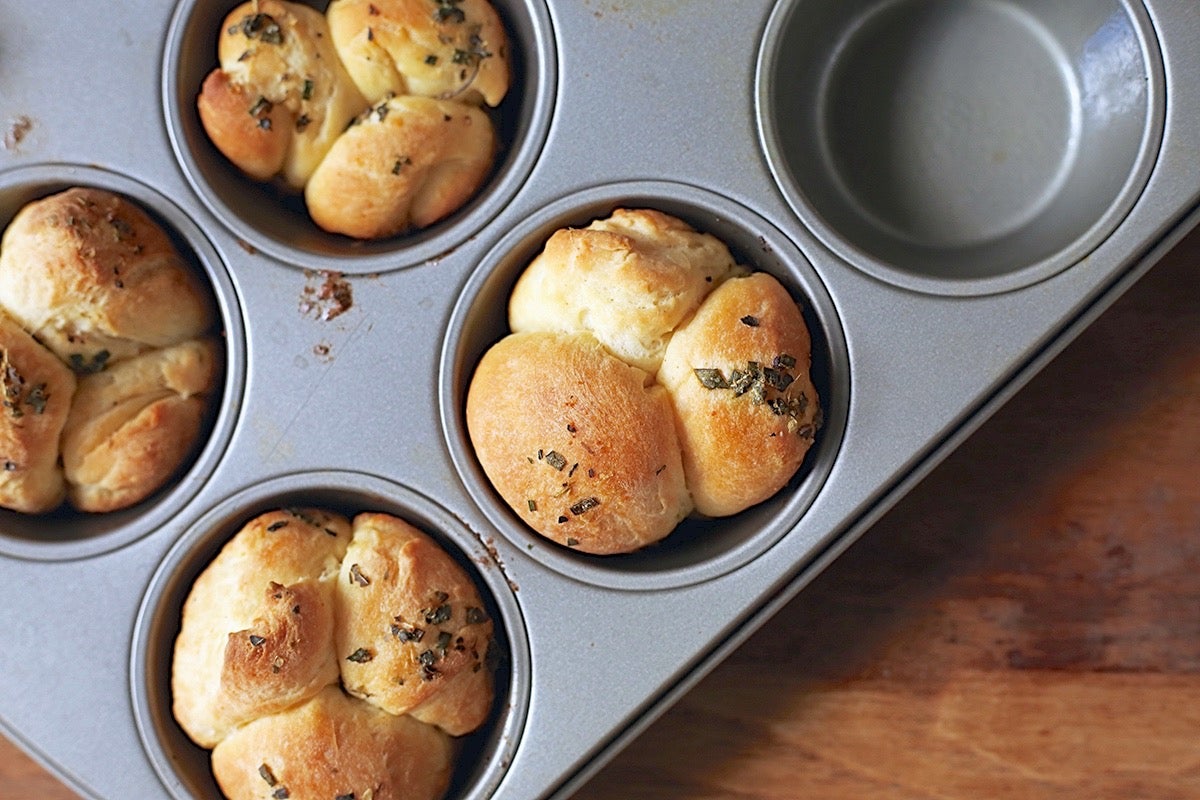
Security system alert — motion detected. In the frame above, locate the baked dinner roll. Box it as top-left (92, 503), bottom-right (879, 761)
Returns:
top-left (508, 208), bottom-right (742, 375)
top-left (467, 331), bottom-right (693, 554)
top-left (0, 187), bottom-right (216, 369)
top-left (659, 272), bottom-right (821, 517)
top-left (305, 95), bottom-right (496, 238)
top-left (211, 686), bottom-right (454, 800)
top-left (0, 312), bottom-right (76, 514)
top-left (336, 512), bottom-right (496, 735)
top-left (61, 338), bottom-right (221, 513)
top-left (328, 0), bottom-right (511, 108)
top-left (198, 0), bottom-right (367, 189)
top-left (172, 508), bottom-right (353, 749)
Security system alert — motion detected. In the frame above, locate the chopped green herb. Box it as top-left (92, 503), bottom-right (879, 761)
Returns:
top-left (258, 763), bottom-right (277, 786)
top-left (346, 648), bottom-right (373, 663)
top-left (266, 520), bottom-right (288, 532)
top-left (424, 603), bottom-right (452, 625)
top-left (527, 499), bottom-right (537, 512)
top-left (465, 607), bottom-right (488, 624)
top-left (433, 0), bottom-right (467, 24)
top-left (295, 113), bottom-right (310, 132)
top-left (694, 368), bottom-right (728, 389)
top-left (545, 450), bottom-right (567, 471)
top-left (566, 537), bottom-right (580, 547)
top-left (349, 563), bottom-right (370, 586)
top-left (425, 53), bottom-right (439, 65)
top-left (569, 497), bottom-right (600, 515)
top-left (249, 95), bottom-right (272, 118)
top-left (301, 78), bottom-right (314, 100)
top-left (773, 353), bottom-right (797, 369)
top-left (68, 350), bottom-right (110, 374)
top-left (740, 314), bottom-right (760, 327)
top-left (391, 621), bottom-right (425, 642)
top-left (24, 383), bottom-right (47, 415)
top-left (249, 634), bottom-right (266, 647)
top-left (240, 13), bottom-right (283, 45)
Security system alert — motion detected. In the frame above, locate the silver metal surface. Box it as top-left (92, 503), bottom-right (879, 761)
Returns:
top-left (0, 1), bottom-right (1197, 798)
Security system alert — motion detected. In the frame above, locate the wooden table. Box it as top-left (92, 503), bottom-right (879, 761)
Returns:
top-left (4, 226), bottom-right (1198, 799)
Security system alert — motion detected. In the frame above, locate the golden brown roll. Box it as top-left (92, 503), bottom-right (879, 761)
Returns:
top-left (335, 512), bottom-right (495, 735)
top-left (508, 208), bottom-right (743, 375)
top-left (467, 330), bottom-right (693, 554)
top-left (305, 94), bottom-right (496, 238)
top-left (658, 272), bottom-right (821, 517)
top-left (60, 337), bottom-right (221, 513)
top-left (0, 187), bottom-right (216, 368)
top-left (0, 312), bottom-right (76, 513)
top-left (197, 0), bottom-right (368, 189)
top-left (211, 686), bottom-right (454, 800)
top-left (171, 508), bottom-right (353, 749)
top-left (327, 0), bottom-right (511, 108)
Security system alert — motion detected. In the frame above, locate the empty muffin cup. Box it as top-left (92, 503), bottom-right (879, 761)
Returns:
top-left (758, 0), bottom-right (1164, 294)
top-left (440, 181), bottom-right (849, 591)
top-left (130, 470), bottom-right (529, 800)
top-left (0, 164), bottom-right (242, 561)
top-left (163, 0), bottom-right (557, 274)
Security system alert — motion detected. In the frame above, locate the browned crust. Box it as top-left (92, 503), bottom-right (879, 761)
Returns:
top-left (305, 95), bottom-right (496, 238)
top-left (211, 686), bottom-right (453, 800)
top-left (659, 272), bottom-right (821, 517)
top-left (467, 330), bottom-right (693, 554)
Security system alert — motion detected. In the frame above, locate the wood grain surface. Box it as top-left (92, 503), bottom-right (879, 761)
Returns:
top-left (3, 226), bottom-right (1198, 799)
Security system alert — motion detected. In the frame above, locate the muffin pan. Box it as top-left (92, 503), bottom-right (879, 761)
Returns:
top-left (0, 0), bottom-right (1197, 798)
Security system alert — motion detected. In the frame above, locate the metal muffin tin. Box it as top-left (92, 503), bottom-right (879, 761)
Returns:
top-left (0, 0), bottom-right (1196, 797)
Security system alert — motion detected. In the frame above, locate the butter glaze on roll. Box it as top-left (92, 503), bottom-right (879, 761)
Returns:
top-left (327, 0), bottom-right (511, 108)
top-left (0, 187), bottom-right (216, 368)
top-left (198, 0), bottom-right (368, 189)
top-left (171, 508), bottom-right (352, 749)
top-left (305, 95), bottom-right (496, 238)
top-left (659, 272), bottom-right (821, 517)
top-left (211, 686), bottom-right (454, 800)
top-left (61, 338), bottom-right (221, 513)
top-left (336, 512), bottom-right (496, 735)
top-left (0, 187), bottom-right (223, 514)
top-left (508, 208), bottom-right (743, 375)
top-left (172, 508), bottom-right (499, 799)
top-left (467, 330), bottom-right (693, 555)
top-left (0, 312), bottom-right (76, 514)
top-left (467, 209), bottom-right (823, 554)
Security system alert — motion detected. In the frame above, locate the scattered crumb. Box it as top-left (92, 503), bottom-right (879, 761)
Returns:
top-left (300, 269), bottom-right (353, 321)
top-left (3, 116), bottom-right (33, 151)
top-left (236, 238), bottom-right (257, 255)
top-left (312, 341), bottom-right (333, 363)
top-left (480, 536), bottom-right (518, 593)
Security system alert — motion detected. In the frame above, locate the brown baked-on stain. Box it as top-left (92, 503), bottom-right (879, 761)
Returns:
top-left (299, 269), bottom-right (353, 321)
top-left (3, 116), bottom-right (32, 150)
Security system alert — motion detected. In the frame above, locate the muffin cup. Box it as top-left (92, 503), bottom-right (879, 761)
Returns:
top-left (163, 0), bottom-right (557, 274)
top-left (758, 0), bottom-right (1165, 294)
top-left (0, 163), bottom-right (243, 561)
top-left (440, 181), bottom-right (850, 591)
top-left (129, 470), bottom-right (529, 800)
